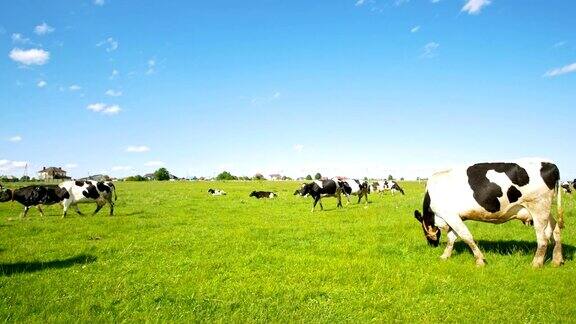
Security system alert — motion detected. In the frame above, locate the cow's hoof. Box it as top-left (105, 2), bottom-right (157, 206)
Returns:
top-left (531, 261), bottom-right (544, 268)
top-left (475, 259), bottom-right (486, 267)
top-left (552, 258), bottom-right (565, 267)
top-left (440, 254), bottom-right (450, 260)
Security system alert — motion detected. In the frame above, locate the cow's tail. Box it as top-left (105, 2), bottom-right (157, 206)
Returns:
top-left (556, 180), bottom-right (564, 229)
top-left (110, 183), bottom-right (118, 201)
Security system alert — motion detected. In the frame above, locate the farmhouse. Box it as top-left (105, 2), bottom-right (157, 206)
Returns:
top-left (269, 174), bottom-right (282, 181)
top-left (38, 166), bottom-right (71, 180)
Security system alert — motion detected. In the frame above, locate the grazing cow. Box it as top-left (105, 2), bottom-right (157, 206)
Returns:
top-left (414, 159), bottom-right (563, 267)
top-left (0, 184), bottom-right (70, 217)
top-left (371, 180), bottom-right (405, 195)
top-left (208, 188), bottom-right (227, 196)
top-left (560, 181), bottom-right (574, 194)
top-left (340, 179), bottom-right (369, 206)
top-left (250, 191), bottom-right (277, 199)
top-left (296, 179), bottom-right (343, 212)
top-left (59, 180), bottom-right (117, 217)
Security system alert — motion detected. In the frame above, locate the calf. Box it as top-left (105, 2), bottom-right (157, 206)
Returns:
top-left (0, 184), bottom-right (70, 217)
top-left (340, 179), bottom-right (369, 206)
top-left (414, 159), bottom-right (563, 267)
top-left (250, 191), bottom-right (277, 199)
top-left (59, 180), bottom-right (117, 217)
top-left (208, 188), bottom-right (226, 196)
top-left (296, 179), bottom-right (343, 212)
top-left (371, 180), bottom-right (405, 195)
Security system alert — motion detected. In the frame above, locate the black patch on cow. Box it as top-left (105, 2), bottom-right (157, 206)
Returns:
top-left (96, 181), bottom-right (110, 193)
top-left (467, 163), bottom-right (529, 213)
top-left (540, 162), bottom-right (560, 190)
top-left (82, 185), bottom-right (100, 199)
top-left (75, 180), bottom-right (85, 187)
top-left (506, 186), bottom-right (522, 203)
top-left (422, 191), bottom-right (434, 226)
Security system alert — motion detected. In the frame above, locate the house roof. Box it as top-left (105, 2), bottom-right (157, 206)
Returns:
top-left (38, 166), bottom-right (66, 173)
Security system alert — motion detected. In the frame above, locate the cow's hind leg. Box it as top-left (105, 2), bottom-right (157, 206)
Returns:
top-left (531, 213), bottom-right (549, 268)
top-left (21, 206), bottom-right (30, 218)
top-left (108, 197), bottom-right (115, 216)
top-left (440, 229), bottom-right (458, 260)
top-left (546, 216), bottom-right (564, 267)
top-left (93, 201), bottom-right (105, 215)
top-left (75, 205), bottom-right (84, 215)
top-left (443, 215), bottom-right (486, 266)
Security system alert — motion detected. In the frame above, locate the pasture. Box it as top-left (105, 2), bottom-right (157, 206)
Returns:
top-left (1, 181), bottom-right (575, 322)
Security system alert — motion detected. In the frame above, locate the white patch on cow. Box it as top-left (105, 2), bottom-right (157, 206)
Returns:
top-left (314, 180), bottom-right (324, 188)
top-left (269, 192), bottom-right (275, 198)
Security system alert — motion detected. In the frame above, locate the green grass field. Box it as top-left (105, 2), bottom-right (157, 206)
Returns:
top-left (1, 181), bottom-right (575, 322)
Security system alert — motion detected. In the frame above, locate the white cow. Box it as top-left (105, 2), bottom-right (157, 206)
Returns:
top-left (414, 158), bottom-right (563, 267)
top-left (59, 180), bottom-right (117, 217)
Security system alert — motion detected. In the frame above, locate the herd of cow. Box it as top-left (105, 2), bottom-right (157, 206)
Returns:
top-left (0, 158), bottom-right (572, 267)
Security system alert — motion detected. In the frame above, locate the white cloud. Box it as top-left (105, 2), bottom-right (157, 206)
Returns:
top-left (111, 165), bottom-right (132, 172)
top-left (9, 48), bottom-right (50, 65)
top-left (395, 0), bottom-right (409, 6)
top-left (461, 0), bottom-right (491, 15)
top-left (97, 37), bottom-right (118, 52)
top-left (410, 25), bottom-right (420, 33)
top-left (8, 135), bottom-right (22, 142)
top-left (144, 161), bottom-right (165, 167)
top-left (293, 144), bottom-right (304, 152)
top-left (37, 80), bottom-right (47, 88)
top-left (421, 42), bottom-right (439, 58)
top-left (431, 0), bottom-right (441, 3)
top-left (105, 89), bottom-right (122, 97)
top-left (69, 84), bottom-right (82, 91)
top-left (544, 62), bottom-right (576, 78)
top-left (87, 103), bottom-right (122, 115)
top-left (94, 0), bottom-right (105, 6)
top-left (126, 145), bottom-right (150, 153)
top-left (0, 160), bottom-right (29, 172)
top-left (146, 59), bottom-right (156, 74)
top-left (110, 69), bottom-right (119, 79)
top-left (34, 22), bottom-right (55, 35)
top-left (11, 33), bottom-right (30, 44)
top-left (251, 91), bottom-right (281, 106)
top-left (355, 0), bottom-right (365, 6)
top-left (65, 163), bottom-right (78, 169)
top-left (553, 41), bottom-right (566, 48)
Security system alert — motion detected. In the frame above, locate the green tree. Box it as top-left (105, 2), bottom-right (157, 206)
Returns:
top-left (216, 171), bottom-right (237, 181)
top-left (154, 168), bottom-right (171, 181)
top-left (387, 174), bottom-right (394, 181)
top-left (314, 173), bottom-right (322, 180)
top-left (253, 173), bottom-right (265, 180)
top-left (305, 174), bottom-right (313, 180)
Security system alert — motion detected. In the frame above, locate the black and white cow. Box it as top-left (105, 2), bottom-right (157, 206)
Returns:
top-left (250, 191), bottom-right (277, 199)
top-left (371, 180), bottom-right (405, 195)
top-left (208, 188), bottom-right (227, 196)
top-left (59, 180), bottom-right (117, 217)
top-left (560, 180), bottom-right (574, 194)
top-left (0, 184), bottom-right (70, 217)
top-left (340, 179), bottom-right (369, 206)
top-left (297, 179), bottom-right (343, 212)
top-left (414, 159), bottom-right (563, 267)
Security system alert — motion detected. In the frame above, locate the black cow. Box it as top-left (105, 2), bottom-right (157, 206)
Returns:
top-left (0, 184), bottom-right (70, 217)
top-left (296, 179), bottom-right (343, 212)
top-left (250, 191), bottom-right (277, 199)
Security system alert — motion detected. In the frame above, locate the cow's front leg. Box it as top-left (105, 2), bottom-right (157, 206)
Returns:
top-left (312, 196), bottom-right (320, 212)
top-left (21, 206), bottom-right (30, 218)
top-left (37, 205), bottom-right (45, 217)
top-left (440, 229), bottom-right (458, 260)
top-left (445, 216), bottom-right (486, 266)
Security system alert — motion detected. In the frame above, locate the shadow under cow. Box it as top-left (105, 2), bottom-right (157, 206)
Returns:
top-left (0, 254), bottom-right (97, 276)
top-left (453, 240), bottom-right (575, 261)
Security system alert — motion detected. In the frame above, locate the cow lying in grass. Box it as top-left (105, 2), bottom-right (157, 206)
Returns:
top-left (414, 159), bottom-right (563, 267)
top-left (0, 184), bottom-right (70, 217)
top-left (249, 191), bottom-right (277, 199)
top-left (208, 189), bottom-right (226, 196)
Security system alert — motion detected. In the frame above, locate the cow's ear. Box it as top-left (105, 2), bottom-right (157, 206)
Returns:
top-left (414, 210), bottom-right (423, 222)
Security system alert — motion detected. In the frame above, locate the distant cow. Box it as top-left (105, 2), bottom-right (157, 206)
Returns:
top-left (250, 191), bottom-right (277, 199)
top-left (340, 179), bottom-right (369, 206)
top-left (560, 181), bottom-right (574, 194)
top-left (59, 180), bottom-right (117, 217)
top-left (0, 184), bottom-right (70, 217)
top-left (371, 180), bottom-right (405, 195)
top-left (208, 188), bottom-right (226, 196)
top-left (296, 179), bottom-right (343, 212)
top-left (414, 159), bottom-right (563, 267)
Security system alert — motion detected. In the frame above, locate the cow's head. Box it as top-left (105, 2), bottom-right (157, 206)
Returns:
top-left (298, 183), bottom-right (313, 196)
top-left (413, 191), bottom-right (440, 247)
top-left (0, 184), bottom-right (13, 202)
top-left (293, 189), bottom-right (300, 195)
top-left (249, 191), bottom-right (257, 197)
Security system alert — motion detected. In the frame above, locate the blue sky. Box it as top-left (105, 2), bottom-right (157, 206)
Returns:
top-left (1, 0), bottom-right (575, 180)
